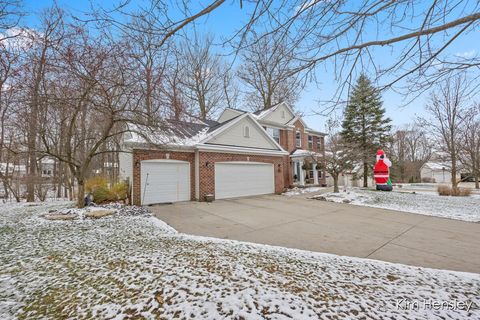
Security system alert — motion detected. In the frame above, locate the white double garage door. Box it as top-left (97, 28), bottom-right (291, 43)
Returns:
top-left (141, 160), bottom-right (274, 205)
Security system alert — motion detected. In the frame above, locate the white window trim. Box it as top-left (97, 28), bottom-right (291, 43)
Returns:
top-left (296, 130), bottom-right (301, 147)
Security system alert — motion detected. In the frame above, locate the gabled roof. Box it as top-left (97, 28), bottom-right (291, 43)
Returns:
top-left (123, 113), bottom-right (288, 154)
top-left (199, 113), bottom-right (286, 152)
top-left (254, 103), bottom-right (326, 136)
top-left (217, 107), bottom-right (247, 123)
top-left (253, 102), bottom-right (293, 120)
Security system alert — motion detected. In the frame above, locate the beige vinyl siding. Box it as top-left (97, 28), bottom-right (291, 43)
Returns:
top-left (207, 117), bottom-right (280, 150)
top-left (118, 147), bottom-right (133, 182)
top-left (218, 109), bottom-right (243, 123)
top-left (262, 103), bottom-right (294, 125)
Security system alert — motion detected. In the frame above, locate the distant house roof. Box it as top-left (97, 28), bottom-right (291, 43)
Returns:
top-left (422, 162), bottom-right (452, 171)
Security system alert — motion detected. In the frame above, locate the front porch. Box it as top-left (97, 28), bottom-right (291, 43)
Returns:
top-left (291, 150), bottom-right (324, 187)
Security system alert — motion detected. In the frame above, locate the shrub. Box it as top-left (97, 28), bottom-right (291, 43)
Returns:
top-left (437, 185), bottom-right (472, 197)
top-left (85, 176), bottom-right (129, 204)
top-left (110, 181), bottom-right (128, 201)
top-left (85, 176), bottom-right (108, 193)
top-left (452, 187), bottom-right (472, 197)
top-left (91, 185), bottom-right (112, 203)
top-left (437, 185), bottom-right (451, 196)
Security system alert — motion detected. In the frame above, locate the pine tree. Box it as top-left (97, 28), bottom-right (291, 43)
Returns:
top-left (341, 74), bottom-right (392, 187)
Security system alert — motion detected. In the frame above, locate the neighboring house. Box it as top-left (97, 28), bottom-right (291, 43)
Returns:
top-left (325, 163), bottom-right (375, 188)
top-left (39, 158), bottom-right (55, 178)
top-left (119, 102), bottom-right (326, 205)
top-left (0, 162), bottom-right (26, 178)
top-left (420, 162), bottom-right (461, 183)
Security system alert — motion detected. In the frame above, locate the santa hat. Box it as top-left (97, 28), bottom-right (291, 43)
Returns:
top-left (376, 149), bottom-right (385, 161)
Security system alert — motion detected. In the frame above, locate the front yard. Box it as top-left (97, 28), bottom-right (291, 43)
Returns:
top-left (315, 188), bottom-right (480, 222)
top-left (1, 202), bottom-right (479, 319)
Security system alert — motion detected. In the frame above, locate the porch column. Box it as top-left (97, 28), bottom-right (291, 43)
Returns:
top-left (299, 160), bottom-right (305, 186)
top-left (313, 163), bottom-right (319, 185)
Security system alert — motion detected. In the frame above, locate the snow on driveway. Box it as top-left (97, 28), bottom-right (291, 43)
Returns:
top-left (1, 202), bottom-right (479, 319)
top-left (315, 188), bottom-right (480, 222)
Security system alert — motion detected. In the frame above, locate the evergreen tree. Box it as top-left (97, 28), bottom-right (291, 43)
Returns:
top-left (341, 74), bottom-right (392, 187)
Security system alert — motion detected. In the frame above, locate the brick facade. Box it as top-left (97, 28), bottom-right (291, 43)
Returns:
top-left (131, 148), bottom-right (289, 205)
top-left (130, 118), bottom-right (328, 205)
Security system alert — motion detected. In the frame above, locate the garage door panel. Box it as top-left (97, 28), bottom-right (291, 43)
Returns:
top-left (215, 162), bottom-right (274, 199)
top-left (141, 161), bottom-right (190, 204)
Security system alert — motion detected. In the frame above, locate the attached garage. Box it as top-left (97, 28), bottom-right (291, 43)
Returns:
top-left (140, 160), bottom-right (190, 205)
top-left (214, 162), bottom-right (274, 199)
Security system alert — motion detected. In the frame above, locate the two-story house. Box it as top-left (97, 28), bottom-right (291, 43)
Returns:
top-left (119, 102), bottom-right (326, 205)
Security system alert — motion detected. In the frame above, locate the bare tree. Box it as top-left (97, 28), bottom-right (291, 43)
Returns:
top-left (0, 0), bottom-right (23, 39)
top-left (460, 104), bottom-right (480, 188)
top-left (222, 63), bottom-right (239, 110)
top-left (179, 35), bottom-right (229, 120)
top-left (22, 6), bottom-right (65, 202)
top-left (161, 48), bottom-right (187, 120)
top-left (89, 1), bottom-right (480, 108)
top-left (321, 119), bottom-right (352, 193)
top-left (238, 32), bottom-right (302, 111)
top-left (124, 16), bottom-right (169, 123)
top-left (38, 22), bottom-right (144, 207)
top-left (227, 1), bottom-right (480, 107)
top-left (389, 124), bottom-right (432, 182)
top-left (421, 75), bottom-right (470, 187)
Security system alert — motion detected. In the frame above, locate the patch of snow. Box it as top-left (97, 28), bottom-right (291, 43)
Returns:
top-left (147, 216), bottom-right (177, 234)
top-left (0, 202), bottom-right (479, 319)
top-left (291, 149), bottom-right (322, 157)
top-left (283, 186), bottom-right (327, 196)
top-left (126, 126), bottom-right (209, 147)
top-left (314, 188), bottom-right (480, 222)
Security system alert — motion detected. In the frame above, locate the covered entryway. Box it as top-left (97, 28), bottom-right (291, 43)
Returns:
top-left (140, 160), bottom-right (190, 205)
top-left (215, 162), bottom-right (274, 199)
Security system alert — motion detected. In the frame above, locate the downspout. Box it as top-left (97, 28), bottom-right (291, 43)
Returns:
top-left (195, 149), bottom-right (200, 201)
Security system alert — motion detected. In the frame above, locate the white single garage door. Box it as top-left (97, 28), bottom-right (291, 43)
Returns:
top-left (141, 160), bottom-right (190, 205)
top-left (215, 162), bottom-right (274, 199)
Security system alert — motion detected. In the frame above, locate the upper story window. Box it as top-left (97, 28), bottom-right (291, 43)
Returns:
top-left (266, 127), bottom-right (280, 144)
top-left (296, 130), bottom-right (301, 147)
top-left (244, 125), bottom-right (250, 138)
top-left (308, 135), bottom-right (313, 150)
top-left (281, 110), bottom-right (286, 119)
top-left (317, 137), bottom-right (322, 150)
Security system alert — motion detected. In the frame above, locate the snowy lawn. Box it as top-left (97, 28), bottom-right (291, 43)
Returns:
top-left (314, 188), bottom-right (480, 222)
top-left (1, 202), bottom-right (479, 319)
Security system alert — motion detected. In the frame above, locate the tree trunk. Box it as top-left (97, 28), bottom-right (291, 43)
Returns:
top-left (77, 178), bottom-right (85, 208)
top-left (475, 174), bottom-right (479, 189)
top-left (333, 175), bottom-right (339, 193)
top-left (363, 162), bottom-right (368, 188)
top-left (26, 144), bottom-right (36, 202)
top-left (451, 157), bottom-right (457, 188)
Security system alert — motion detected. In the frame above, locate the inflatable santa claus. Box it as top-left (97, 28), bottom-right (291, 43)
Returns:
top-left (373, 149), bottom-right (393, 191)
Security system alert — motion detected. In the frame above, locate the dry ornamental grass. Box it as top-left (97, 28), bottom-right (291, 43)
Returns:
top-left (437, 185), bottom-right (472, 197)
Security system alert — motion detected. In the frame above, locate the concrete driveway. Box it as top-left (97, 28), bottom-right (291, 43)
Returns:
top-left (151, 193), bottom-right (480, 273)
